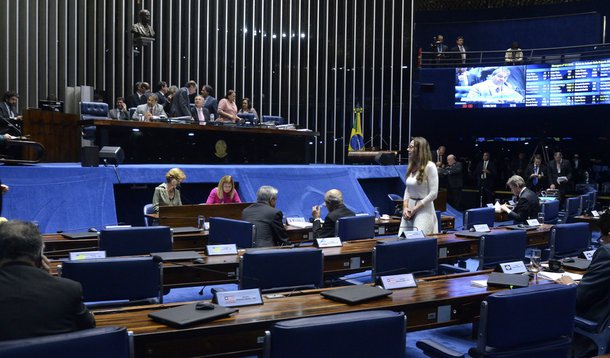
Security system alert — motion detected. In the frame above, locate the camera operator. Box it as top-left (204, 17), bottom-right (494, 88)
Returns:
top-left (430, 34), bottom-right (449, 66)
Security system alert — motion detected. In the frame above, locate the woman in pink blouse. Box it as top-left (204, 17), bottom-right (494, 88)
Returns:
top-left (217, 89), bottom-right (239, 122)
top-left (206, 175), bottom-right (241, 204)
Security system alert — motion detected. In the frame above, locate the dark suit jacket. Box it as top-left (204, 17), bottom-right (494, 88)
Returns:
top-left (440, 162), bottom-right (463, 189)
top-left (203, 96), bottom-right (218, 116)
top-left (0, 263), bottom-right (95, 340)
top-left (431, 151), bottom-right (447, 168)
top-left (450, 45), bottom-right (469, 63)
top-left (473, 160), bottom-right (496, 188)
top-left (547, 160), bottom-right (572, 186)
top-left (171, 87), bottom-right (191, 117)
top-left (0, 102), bottom-right (18, 118)
top-left (127, 93), bottom-right (148, 109)
top-left (241, 202), bottom-right (290, 248)
top-left (155, 91), bottom-right (167, 106)
top-left (507, 187), bottom-right (540, 223)
top-left (576, 243), bottom-right (610, 323)
top-left (190, 106), bottom-right (211, 123)
top-left (525, 163), bottom-right (547, 191)
top-left (312, 204), bottom-right (355, 239)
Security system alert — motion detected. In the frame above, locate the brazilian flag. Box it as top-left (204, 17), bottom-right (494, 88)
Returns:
top-left (349, 106), bottom-right (364, 151)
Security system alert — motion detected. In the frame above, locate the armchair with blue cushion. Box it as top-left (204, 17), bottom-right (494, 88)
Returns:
top-left (263, 310), bottom-right (406, 358)
top-left (477, 230), bottom-right (527, 270)
top-left (574, 286), bottom-right (610, 356)
top-left (463, 207), bottom-right (494, 230)
top-left (99, 226), bottom-right (172, 256)
top-left (239, 248), bottom-right (323, 292)
top-left (261, 115), bottom-right (285, 125)
top-left (417, 284), bottom-right (577, 358)
top-left (548, 222), bottom-right (591, 259)
top-left (80, 101), bottom-right (109, 142)
top-left (335, 214), bottom-right (375, 242)
top-left (560, 196), bottom-right (581, 223)
top-left (208, 217), bottom-right (256, 248)
top-left (580, 194), bottom-right (590, 215)
top-left (541, 199), bottom-right (560, 224)
top-left (143, 203), bottom-right (155, 226)
top-left (0, 326), bottom-right (132, 358)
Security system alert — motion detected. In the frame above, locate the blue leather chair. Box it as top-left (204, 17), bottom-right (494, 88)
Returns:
top-left (237, 113), bottom-right (257, 124)
top-left (436, 210), bottom-right (442, 233)
top-left (99, 226), bottom-right (172, 256)
top-left (574, 287), bottom-right (610, 356)
top-left (541, 199), bottom-right (560, 224)
top-left (239, 248), bottom-right (323, 292)
top-left (588, 191), bottom-right (597, 211)
top-left (335, 214), bottom-right (375, 241)
top-left (580, 194), bottom-right (590, 215)
top-left (560, 196), bottom-right (581, 223)
top-left (477, 230), bottom-right (527, 270)
top-left (0, 326), bottom-right (131, 358)
top-left (262, 115), bottom-right (285, 125)
top-left (80, 101), bottom-right (109, 141)
top-left (208, 217), bottom-right (256, 248)
top-left (143, 203), bottom-right (155, 226)
top-left (59, 257), bottom-right (163, 304)
top-left (417, 284), bottom-right (576, 358)
top-left (463, 207), bottom-right (494, 230)
top-left (263, 310), bottom-right (406, 358)
top-left (373, 238), bottom-right (439, 280)
top-left (549, 222), bottom-right (591, 259)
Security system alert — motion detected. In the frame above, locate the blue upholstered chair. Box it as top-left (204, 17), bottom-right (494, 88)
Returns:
top-left (580, 194), bottom-right (590, 215)
top-left (574, 286), bottom-right (610, 356)
top-left (373, 238), bottom-right (439, 280)
top-left (239, 248), bottom-right (323, 292)
top-left (80, 101), bottom-right (109, 141)
top-left (335, 214), bottom-right (375, 241)
top-left (477, 230), bottom-right (527, 270)
top-left (588, 191), bottom-right (597, 211)
top-left (560, 196), bottom-right (581, 223)
top-left (549, 222), bottom-right (591, 259)
top-left (263, 310), bottom-right (406, 358)
top-left (237, 113), bottom-right (257, 124)
top-left (261, 115), bottom-right (285, 125)
top-left (143, 203), bottom-right (155, 227)
top-left (99, 226), bottom-right (172, 256)
top-left (417, 284), bottom-right (577, 358)
top-left (0, 326), bottom-right (132, 358)
top-left (541, 199), bottom-right (560, 224)
top-left (463, 207), bottom-right (494, 230)
top-left (208, 217), bottom-right (256, 248)
top-left (436, 210), bottom-right (442, 233)
top-left (59, 257), bottom-right (163, 305)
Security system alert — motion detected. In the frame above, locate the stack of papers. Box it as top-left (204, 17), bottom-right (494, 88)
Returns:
top-left (288, 221), bottom-right (313, 229)
top-left (538, 271), bottom-right (583, 281)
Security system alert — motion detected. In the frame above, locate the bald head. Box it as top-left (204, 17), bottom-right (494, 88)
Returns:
top-left (447, 154), bottom-right (456, 165)
top-left (324, 189), bottom-right (344, 211)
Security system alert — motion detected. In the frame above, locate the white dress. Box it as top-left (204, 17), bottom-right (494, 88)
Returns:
top-left (398, 161), bottom-right (439, 235)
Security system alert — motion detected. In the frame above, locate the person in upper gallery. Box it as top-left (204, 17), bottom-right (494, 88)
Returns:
top-left (499, 175), bottom-right (540, 224)
top-left (450, 36), bottom-right (469, 65)
top-left (473, 151), bottom-right (496, 206)
top-left (237, 97), bottom-right (259, 123)
top-left (399, 137), bottom-right (439, 236)
top-left (311, 189), bottom-right (355, 239)
top-left (217, 89), bottom-right (239, 123)
top-left (108, 97), bottom-right (129, 120)
top-left (430, 34), bottom-right (449, 65)
top-left (0, 220), bottom-right (96, 341)
top-left (465, 67), bottom-right (524, 103)
top-left (132, 93), bottom-right (167, 121)
top-left (555, 210), bottom-right (610, 357)
top-left (525, 154), bottom-right (546, 194)
top-left (510, 152), bottom-right (528, 177)
top-left (200, 85), bottom-right (218, 117)
top-left (439, 154), bottom-right (463, 210)
top-left (191, 95), bottom-right (210, 125)
top-left (432, 145), bottom-right (446, 168)
top-left (154, 81), bottom-right (169, 106)
top-left (547, 151), bottom-right (572, 204)
top-left (206, 175), bottom-right (241, 204)
top-left (152, 168), bottom-right (186, 213)
top-left (505, 41), bottom-right (523, 64)
top-left (170, 81), bottom-right (197, 117)
top-left (127, 82), bottom-right (150, 109)
top-left (0, 91), bottom-right (22, 120)
top-left (131, 9), bottom-right (155, 38)
top-left (241, 185), bottom-right (291, 248)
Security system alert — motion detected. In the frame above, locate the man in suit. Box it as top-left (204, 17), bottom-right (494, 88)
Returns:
top-left (311, 189), bottom-right (355, 239)
top-left (450, 36), bottom-right (469, 65)
top-left (133, 94), bottom-right (167, 120)
top-left (432, 145), bottom-right (446, 168)
top-left (241, 186), bottom-right (290, 248)
top-left (108, 97), bottom-right (129, 120)
top-left (201, 85), bottom-right (218, 117)
top-left (439, 154), bottom-right (463, 210)
top-left (170, 81), bottom-right (198, 117)
top-left (500, 175), bottom-right (540, 223)
top-left (127, 82), bottom-right (150, 109)
top-left (525, 154), bottom-right (546, 194)
top-left (154, 81), bottom-right (169, 106)
top-left (430, 34), bottom-right (449, 65)
top-left (473, 152), bottom-right (496, 206)
top-left (465, 67), bottom-right (524, 104)
top-left (547, 151), bottom-right (572, 204)
top-left (0, 220), bottom-right (95, 340)
top-left (0, 91), bottom-right (21, 120)
top-left (191, 95), bottom-right (210, 124)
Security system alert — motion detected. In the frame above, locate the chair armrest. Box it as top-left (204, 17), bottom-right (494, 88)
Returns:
top-left (439, 264), bottom-right (470, 274)
top-left (575, 316), bottom-right (599, 332)
top-left (416, 339), bottom-right (465, 358)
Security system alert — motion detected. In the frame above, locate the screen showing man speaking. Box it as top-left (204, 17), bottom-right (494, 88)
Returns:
top-left (455, 66), bottom-right (526, 108)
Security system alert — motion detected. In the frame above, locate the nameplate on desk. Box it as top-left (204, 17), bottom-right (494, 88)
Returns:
top-left (473, 224), bottom-right (491, 233)
top-left (104, 225), bottom-right (132, 229)
top-left (583, 249), bottom-right (595, 261)
top-left (207, 244), bottom-right (238, 256)
top-left (381, 273), bottom-right (417, 290)
top-left (399, 230), bottom-right (425, 239)
top-left (591, 210), bottom-right (600, 217)
top-left (499, 261), bottom-right (527, 274)
top-left (69, 251), bottom-right (106, 261)
top-left (526, 219), bottom-right (541, 226)
top-left (316, 237), bottom-right (342, 248)
top-left (215, 288), bottom-right (263, 307)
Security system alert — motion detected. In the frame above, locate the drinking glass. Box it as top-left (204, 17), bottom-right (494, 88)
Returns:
top-left (537, 212), bottom-right (545, 226)
top-left (528, 248), bottom-right (542, 280)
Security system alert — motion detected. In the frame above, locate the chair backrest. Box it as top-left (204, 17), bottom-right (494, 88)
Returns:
top-left (262, 115), bottom-right (285, 125)
top-left (99, 226), bottom-right (172, 256)
top-left (335, 214), bottom-right (375, 241)
top-left (436, 210), bottom-right (442, 233)
top-left (143, 204), bottom-right (155, 227)
top-left (580, 194), bottom-right (590, 214)
top-left (463, 207), bottom-right (494, 229)
top-left (239, 248), bottom-right (323, 292)
top-left (80, 101), bottom-right (109, 120)
top-left (263, 310), bottom-right (405, 358)
top-left (588, 191), bottom-right (597, 211)
top-left (373, 238), bottom-right (438, 281)
top-left (0, 327), bottom-right (131, 358)
top-left (208, 217), bottom-right (256, 248)
top-left (549, 222), bottom-right (591, 259)
top-left (565, 196), bottom-right (581, 218)
top-left (542, 200), bottom-right (560, 224)
top-left (474, 284), bottom-right (576, 357)
top-left (237, 113), bottom-right (257, 124)
top-left (59, 257), bottom-right (163, 304)
top-left (128, 107), bottom-right (136, 119)
top-left (478, 230), bottom-right (527, 270)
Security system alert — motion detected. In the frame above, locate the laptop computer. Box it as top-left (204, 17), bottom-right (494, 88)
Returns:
top-left (454, 230), bottom-right (489, 238)
top-left (486, 272), bottom-right (530, 288)
top-left (171, 226), bottom-right (203, 235)
top-left (320, 285), bottom-right (392, 305)
top-left (562, 258), bottom-right (590, 271)
top-left (504, 224), bottom-right (538, 231)
top-left (61, 232), bottom-right (99, 240)
top-left (151, 251), bottom-right (203, 262)
top-left (148, 302), bottom-right (237, 328)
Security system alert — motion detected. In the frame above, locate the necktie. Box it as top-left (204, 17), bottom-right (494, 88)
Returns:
top-left (533, 166), bottom-right (538, 186)
top-left (483, 161), bottom-right (487, 179)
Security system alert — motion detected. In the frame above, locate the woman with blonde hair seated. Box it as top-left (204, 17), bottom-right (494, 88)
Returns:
top-left (206, 175), bottom-right (241, 204)
top-left (152, 168), bottom-right (186, 213)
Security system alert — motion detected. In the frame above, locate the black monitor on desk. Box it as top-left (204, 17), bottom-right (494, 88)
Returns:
top-left (39, 100), bottom-right (64, 112)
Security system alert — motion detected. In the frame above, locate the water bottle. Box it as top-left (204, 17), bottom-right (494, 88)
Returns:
top-left (210, 113), bottom-right (215, 122)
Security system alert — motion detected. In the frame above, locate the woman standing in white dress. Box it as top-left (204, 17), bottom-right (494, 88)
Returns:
top-left (399, 137), bottom-right (439, 235)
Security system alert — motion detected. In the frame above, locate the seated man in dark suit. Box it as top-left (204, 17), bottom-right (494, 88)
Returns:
top-left (0, 220), bottom-right (95, 341)
top-left (191, 95), bottom-right (211, 124)
top-left (241, 186), bottom-right (291, 248)
top-left (499, 175), bottom-right (540, 223)
top-left (311, 189), bottom-right (355, 238)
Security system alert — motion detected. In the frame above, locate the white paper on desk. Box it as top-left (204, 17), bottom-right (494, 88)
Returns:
top-left (288, 222), bottom-right (313, 229)
top-left (494, 201), bottom-right (502, 214)
top-left (538, 271), bottom-right (583, 281)
top-left (557, 176), bottom-right (568, 184)
top-left (471, 280), bottom-right (488, 288)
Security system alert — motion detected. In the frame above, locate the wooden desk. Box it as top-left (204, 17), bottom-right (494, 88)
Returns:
top-left (22, 109), bottom-right (80, 162)
top-left (573, 215), bottom-right (600, 231)
top-left (92, 271), bottom-right (549, 357)
top-left (157, 203), bottom-right (254, 227)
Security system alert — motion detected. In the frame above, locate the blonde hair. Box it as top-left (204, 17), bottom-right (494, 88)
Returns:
top-left (216, 175), bottom-right (236, 200)
top-left (407, 137), bottom-right (433, 184)
top-left (165, 168), bottom-right (186, 182)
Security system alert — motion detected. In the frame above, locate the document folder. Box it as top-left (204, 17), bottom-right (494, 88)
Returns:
top-left (320, 285), bottom-right (392, 305)
top-left (148, 303), bottom-right (237, 328)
